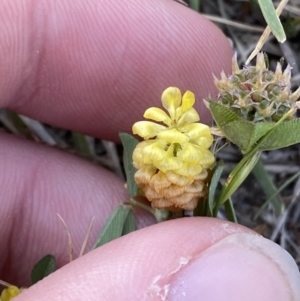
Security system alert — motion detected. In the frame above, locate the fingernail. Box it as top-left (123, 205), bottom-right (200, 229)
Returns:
top-left (168, 233), bottom-right (300, 301)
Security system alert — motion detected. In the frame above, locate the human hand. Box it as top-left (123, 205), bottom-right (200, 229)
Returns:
top-left (0, 0), bottom-right (299, 300)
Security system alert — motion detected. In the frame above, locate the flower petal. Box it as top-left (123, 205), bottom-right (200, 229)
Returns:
top-left (134, 165), bottom-right (157, 186)
top-left (142, 140), bottom-right (168, 164)
top-left (180, 197), bottom-right (199, 211)
top-left (175, 90), bottom-right (195, 121)
top-left (166, 171), bottom-right (193, 186)
top-left (155, 145), bottom-right (183, 172)
top-left (177, 108), bottom-right (200, 127)
top-left (150, 198), bottom-right (175, 209)
top-left (160, 184), bottom-right (185, 198)
top-left (169, 193), bottom-right (198, 207)
top-left (182, 90), bottom-right (195, 109)
top-left (181, 123), bottom-right (213, 148)
top-left (132, 141), bottom-right (153, 168)
top-left (144, 107), bottom-right (172, 126)
top-left (177, 143), bottom-right (202, 164)
top-left (161, 87), bottom-right (182, 120)
top-left (184, 179), bottom-right (205, 193)
top-left (193, 146), bottom-right (215, 168)
top-left (149, 171), bottom-right (171, 192)
top-left (157, 128), bottom-right (189, 144)
top-left (174, 162), bottom-right (203, 177)
top-left (132, 121), bottom-right (166, 139)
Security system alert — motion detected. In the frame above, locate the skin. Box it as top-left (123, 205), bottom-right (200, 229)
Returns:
top-left (0, 0), bottom-right (299, 300)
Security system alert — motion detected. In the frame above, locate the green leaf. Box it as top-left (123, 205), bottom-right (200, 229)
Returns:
top-left (259, 119), bottom-right (300, 150)
top-left (252, 159), bottom-right (283, 215)
top-left (72, 132), bottom-right (92, 158)
top-left (189, 0), bottom-right (201, 11)
top-left (245, 122), bottom-right (276, 152)
top-left (119, 133), bottom-right (139, 198)
top-left (122, 208), bottom-right (136, 235)
top-left (92, 205), bottom-right (131, 249)
top-left (254, 169), bottom-right (300, 220)
top-left (213, 116), bottom-right (274, 153)
top-left (214, 151), bottom-right (261, 215)
top-left (209, 102), bottom-right (300, 152)
top-left (208, 102), bottom-right (275, 152)
top-left (224, 198), bottom-right (237, 223)
top-left (5, 110), bottom-right (34, 139)
top-left (222, 120), bottom-right (255, 151)
top-left (258, 0), bottom-right (286, 43)
top-left (208, 160), bottom-right (225, 216)
top-left (222, 120), bottom-right (276, 153)
top-left (31, 254), bottom-right (57, 285)
top-left (208, 101), bottom-right (240, 128)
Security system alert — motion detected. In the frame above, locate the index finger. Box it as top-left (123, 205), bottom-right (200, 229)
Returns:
top-left (1, 0), bottom-right (232, 141)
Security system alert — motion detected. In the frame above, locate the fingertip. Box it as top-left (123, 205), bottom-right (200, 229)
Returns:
top-left (18, 219), bottom-right (300, 301)
top-left (17, 218), bottom-right (250, 300)
top-left (169, 233), bottom-right (300, 301)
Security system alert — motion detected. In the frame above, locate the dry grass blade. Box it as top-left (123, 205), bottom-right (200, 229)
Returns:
top-left (270, 177), bottom-right (300, 242)
top-left (173, 0), bottom-right (188, 6)
top-left (0, 280), bottom-right (12, 287)
top-left (79, 217), bottom-right (95, 257)
top-left (57, 214), bottom-right (74, 262)
top-left (202, 14), bottom-right (264, 32)
top-left (246, 0), bottom-right (289, 65)
top-left (19, 115), bottom-right (58, 145)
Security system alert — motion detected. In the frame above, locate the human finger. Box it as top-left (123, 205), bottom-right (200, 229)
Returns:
top-left (0, 133), bottom-right (154, 285)
top-left (0, 0), bottom-right (232, 141)
top-left (18, 218), bottom-right (300, 301)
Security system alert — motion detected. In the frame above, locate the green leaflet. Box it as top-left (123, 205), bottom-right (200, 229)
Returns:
top-left (259, 119), bottom-right (300, 151)
top-left (208, 101), bottom-right (300, 152)
top-left (254, 169), bottom-right (300, 220)
top-left (209, 101), bottom-right (271, 152)
top-left (224, 198), bottom-right (238, 223)
top-left (214, 151), bottom-right (261, 214)
top-left (122, 208), bottom-right (136, 235)
top-left (258, 0), bottom-right (286, 43)
top-left (31, 254), bottom-right (57, 285)
top-left (222, 120), bottom-right (255, 151)
top-left (208, 160), bottom-right (225, 216)
top-left (252, 159), bottom-right (283, 215)
top-left (222, 121), bottom-right (275, 153)
top-left (92, 205), bottom-right (134, 249)
top-left (208, 101), bottom-right (239, 128)
top-left (119, 133), bottom-right (139, 198)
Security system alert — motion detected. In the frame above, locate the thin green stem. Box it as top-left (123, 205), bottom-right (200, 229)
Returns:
top-left (124, 198), bottom-right (156, 216)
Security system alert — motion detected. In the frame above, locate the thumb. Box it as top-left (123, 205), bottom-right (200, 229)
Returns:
top-left (18, 218), bottom-right (300, 301)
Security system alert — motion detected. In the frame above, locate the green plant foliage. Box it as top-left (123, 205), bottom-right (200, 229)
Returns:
top-left (209, 101), bottom-right (267, 152)
top-left (72, 132), bottom-right (92, 158)
top-left (208, 101), bottom-right (239, 128)
top-left (122, 208), bottom-right (136, 235)
top-left (119, 133), bottom-right (139, 198)
top-left (255, 169), bottom-right (300, 220)
top-left (258, 0), bottom-right (286, 43)
top-left (208, 160), bottom-right (225, 216)
top-left (223, 121), bottom-right (275, 153)
top-left (31, 254), bottom-right (57, 285)
top-left (189, 0), bottom-right (201, 11)
top-left (252, 159), bottom-right (283, 215)
top-left (258, 119), bottom-right (300, 151)
top-left (224, 198), bottom-right (238, 223)
top-left (214, 151), bottom-right (261, 215)
top-left (208, 101), bottom-right (300, 153)
top-left (92, 205), bottom-right (134, 249)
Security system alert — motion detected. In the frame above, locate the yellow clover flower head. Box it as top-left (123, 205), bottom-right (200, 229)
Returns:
top-left (0, 286), bottom-right (21, 301)
top-left (132, 87), bottom-right (215, 211)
